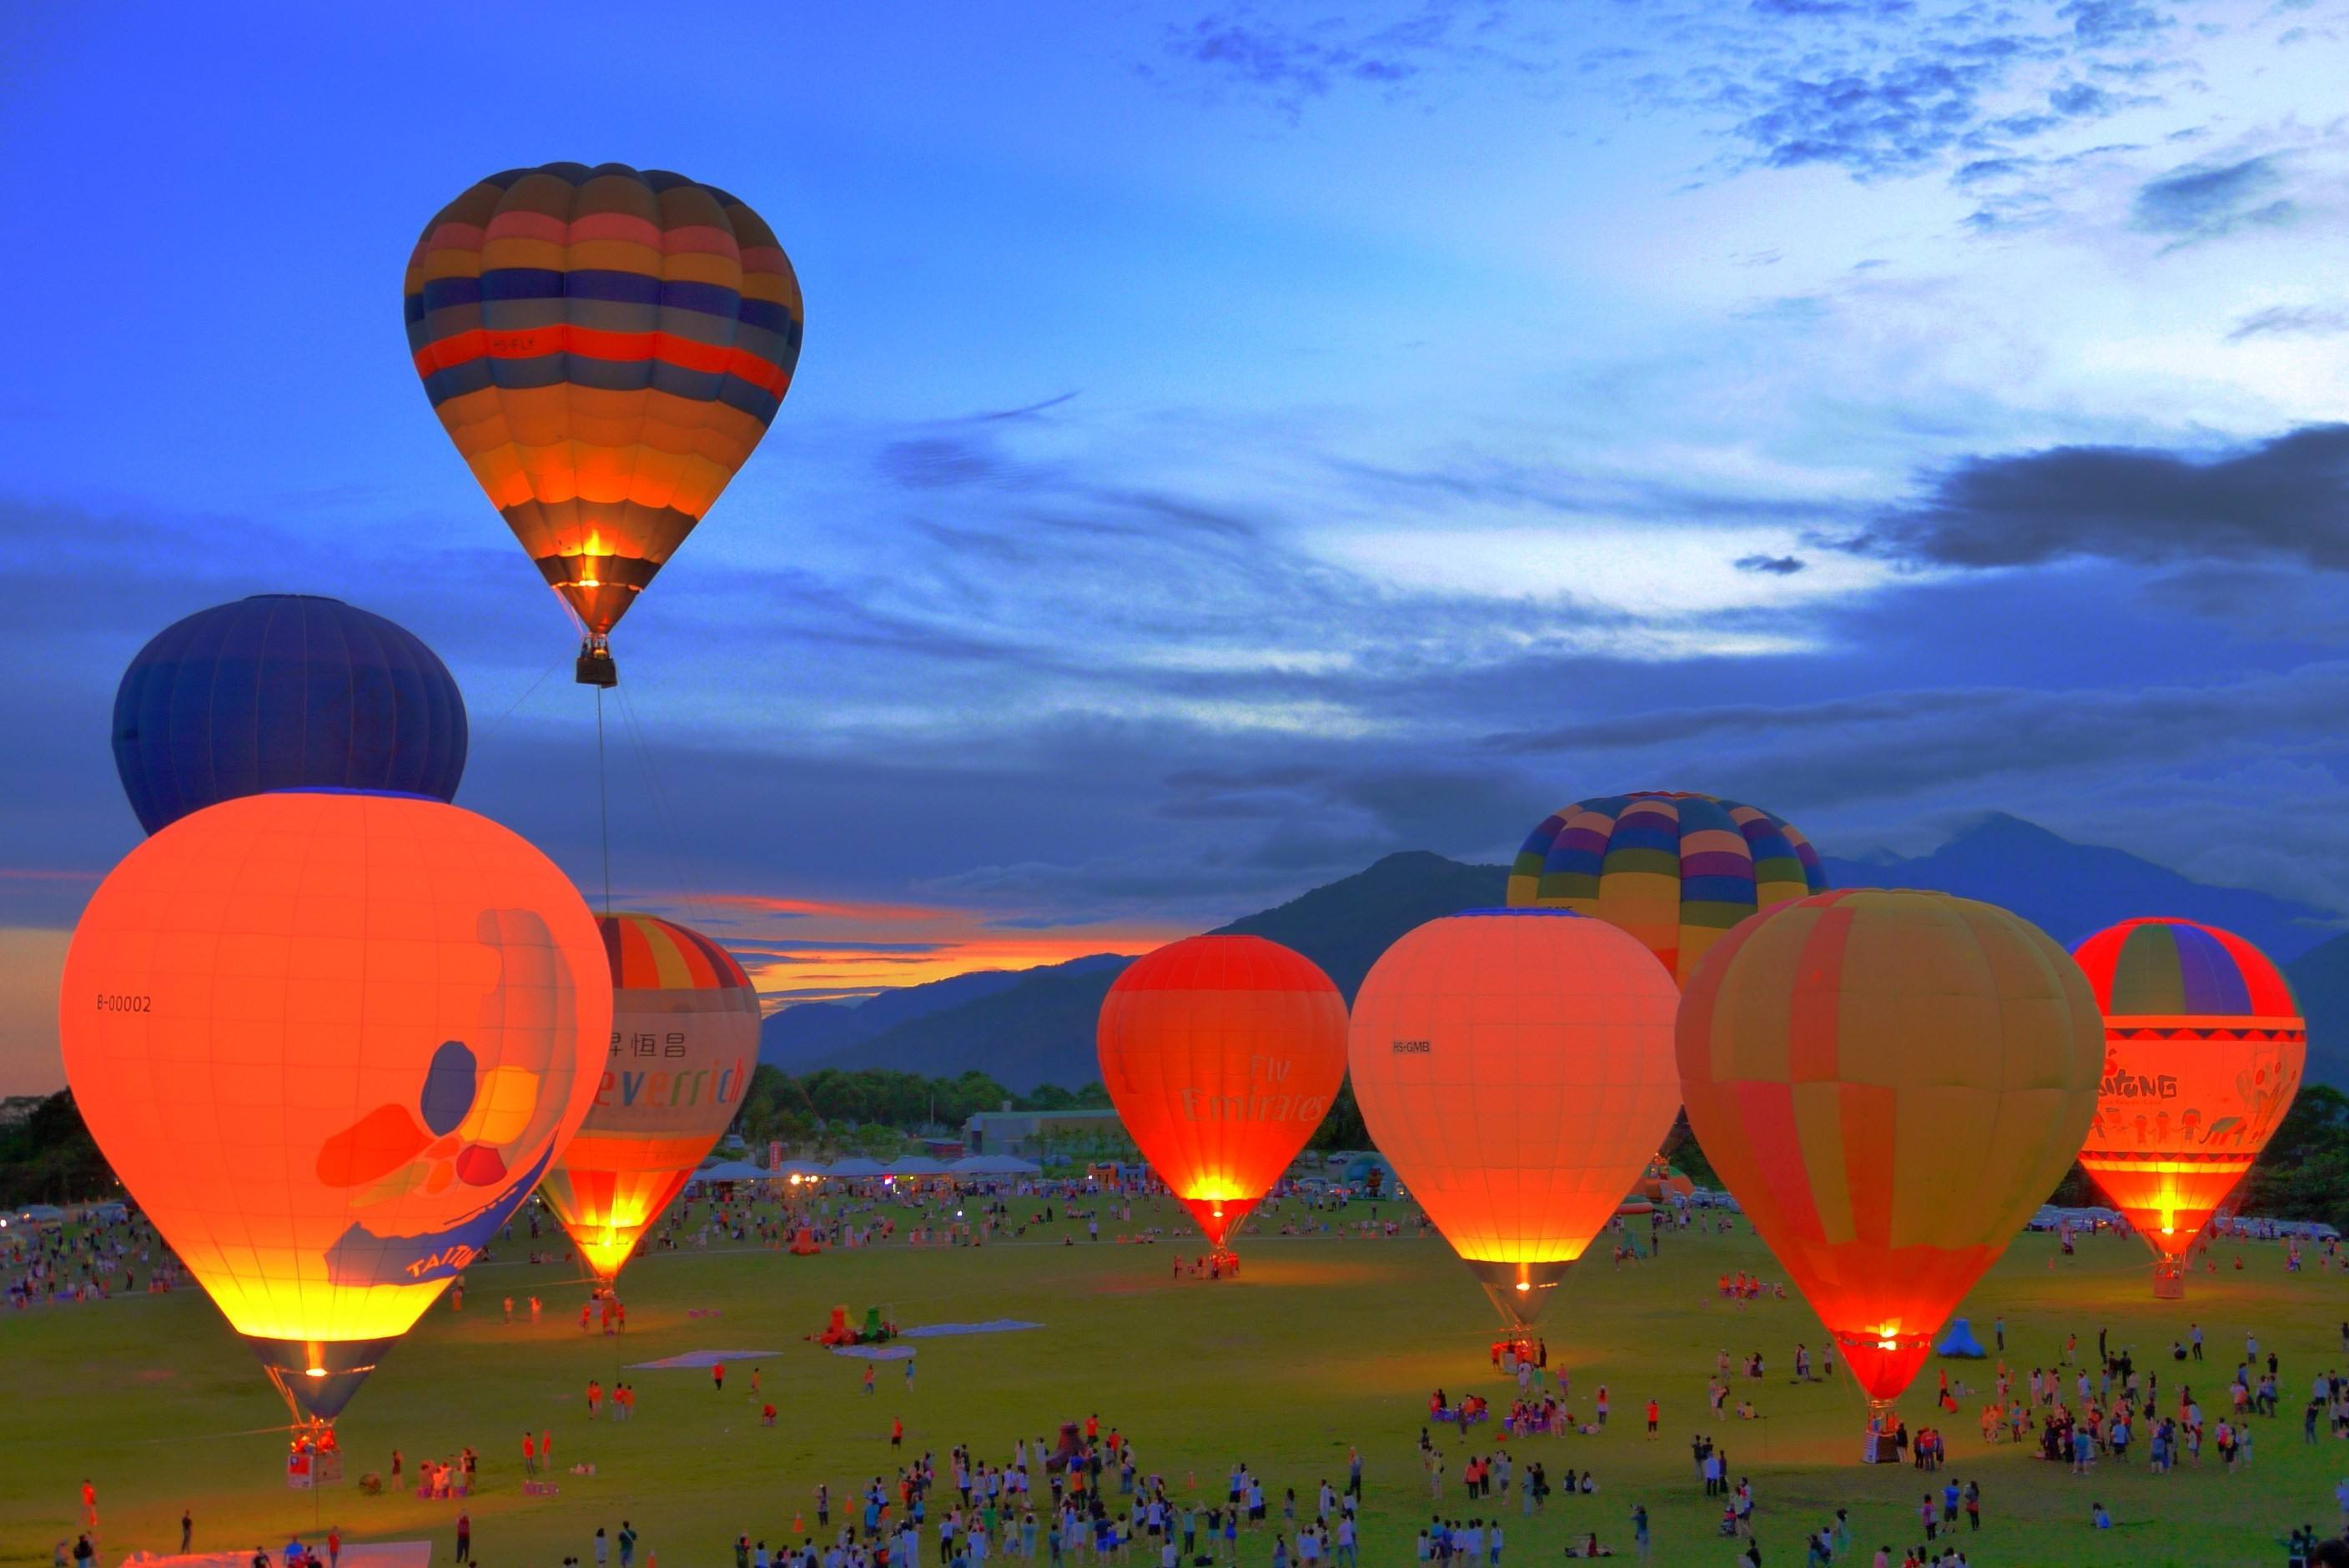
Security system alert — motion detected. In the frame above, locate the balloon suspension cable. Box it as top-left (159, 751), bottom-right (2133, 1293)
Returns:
top-left (595, 686), bottom-right (614, 918)
top-left (616, 683), bottom-right (714, 937)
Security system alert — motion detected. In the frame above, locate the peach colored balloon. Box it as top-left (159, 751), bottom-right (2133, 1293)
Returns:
top-left (60, 790), bottom-right (609, 1421)
top-left (1348, 909), bottom-right (1680, 1324)
top-left (1097, 935), bottom-right (1348, 1249)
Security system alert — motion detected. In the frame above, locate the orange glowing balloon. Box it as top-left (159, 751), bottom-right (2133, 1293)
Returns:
top-left (537, 912), bottom-right (762, 1280)
top-left (1346, 909), bottom-right (1680, 1326)
top-left (1096, 935), bottom-right (1348, 1249)
top-left (2072, 917), bottom-right (2304, 1295)
top-left (1677, 890), bottom-right (2101, 1414)
top-left (60, 790), bottom-right (610, 1420)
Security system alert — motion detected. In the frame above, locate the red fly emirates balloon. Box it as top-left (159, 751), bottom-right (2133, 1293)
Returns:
top-left (1097, 935), bottom-right (1348, 1250)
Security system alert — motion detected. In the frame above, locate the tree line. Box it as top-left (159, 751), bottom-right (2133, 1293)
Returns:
top-left (13, 1078), bottom-right (2345, 1227)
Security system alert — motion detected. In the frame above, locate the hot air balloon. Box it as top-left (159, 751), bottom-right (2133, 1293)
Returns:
top-left (1347, 909), bottom-right (1680, 1326)
top-left (1505, 792), bottom-right (1826, 985)
top-left (1677, 889), bottom-right (2101, 1428)
top-left (2072, 917), bottom-right (2304, 1297)
top-left (59, 790), bottom-right (609, 1424)
top-left (537, 912), bottom-right (762, 1281)
top-left (1096, 936), bottom-right (1348, 1251)
top-left (404, 162), bottom-right (804, 686)
top-left (112, 596), bottom-right (467, 835)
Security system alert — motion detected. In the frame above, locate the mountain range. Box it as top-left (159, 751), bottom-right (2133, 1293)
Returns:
top-left (761, 812), bottom-right (2349, 1093)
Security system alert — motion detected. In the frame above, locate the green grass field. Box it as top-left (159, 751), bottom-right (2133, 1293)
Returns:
top-left (4, 1196), bottom-right (2339, 1568)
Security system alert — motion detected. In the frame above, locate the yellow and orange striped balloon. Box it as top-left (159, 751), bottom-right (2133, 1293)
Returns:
top-left (538, 912), bottom-right (761, 1281)
top-left (405, 163), bottom-right (802, 645)
top-left (1677, 889), bottom-right (2101, 1408)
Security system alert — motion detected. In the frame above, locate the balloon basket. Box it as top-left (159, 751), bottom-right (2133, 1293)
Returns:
top-left (1859, 1400), bottom-right (1899, 1465)
top-left (285, 1418), bottom-right (343, 1489)
top-left (2151, 1266), bottom-right (2186, 1300)
top-left (576, 638), bottom-right (617, 686)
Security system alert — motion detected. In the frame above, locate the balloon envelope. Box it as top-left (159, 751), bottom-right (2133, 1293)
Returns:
top-left (112, 596), bottom-right (466, 835)
top-left (1347, 909), bottom-right (1680, 1325)
top-left (1096, 935), bottom-right (1348, 1249)
top-left (1677, 889), bottom-right (2101, 1407)
top-left (2072, 917), bottom-right (2304, 1282)
top-left (538, 912), bottom-right (762, 1279)
top-left (404, 162), bottom-right (803, 641)
top-left (60, 790), bottom-right (608, 1420)
top-left (1506, 792), bottom-right (1826, 986)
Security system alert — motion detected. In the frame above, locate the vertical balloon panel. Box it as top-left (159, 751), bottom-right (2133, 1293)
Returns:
top-left (61, 791), bottom-right (609, 1420)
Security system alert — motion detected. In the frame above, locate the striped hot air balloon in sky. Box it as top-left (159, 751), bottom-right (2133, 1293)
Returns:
top-left (537, 912), bottom-right (762, 1281)
top-left (1505, 792), bottom-right (1826, 985)
top-left (404, 162), bottom-right (803, 681)
top-left (2072, 917), bottom-right (2304, 1294)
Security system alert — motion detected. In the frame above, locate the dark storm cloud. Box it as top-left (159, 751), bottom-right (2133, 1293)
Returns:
top-left (2131, 153), bottom-right (2296, 242)
top-left (1844, 424), bottom-right (2349, 570)
top-left (1735, 554), bottom-right (1807, 575)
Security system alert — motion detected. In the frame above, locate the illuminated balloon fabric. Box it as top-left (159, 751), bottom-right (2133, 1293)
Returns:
top-left (404, 162), bottom-right (803, 637)
top-left (1505, 792), bottom-right (1826, 985)
top-left (1676, 889), bottom-right (2100, 1407)
top-left (112, 596), bottom-right (467, 836)
top-left (59, 791), bottom-right (609, 1420)
top-left (1346, 910), bottom-right (1681, 1327)
top-left (539, 912), bottom-right (761, 1279)
top-left (2072, 918), bottom-right (2304, 1270)
top-left (1096, 936), bottom-right (1347, 1249)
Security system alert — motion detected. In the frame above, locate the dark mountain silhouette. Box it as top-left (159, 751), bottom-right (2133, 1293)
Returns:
top-left (1822, 812), bottom-right (2336, 962)
top-left (757, 819), bottom-right (2349, 1092)
top-left (2287, 935), bottom-right (2349, 1090)
top-left (760, 967), bottom-right (1034, 1070)
top-left (783, 853), bottom-right (1506, 1090)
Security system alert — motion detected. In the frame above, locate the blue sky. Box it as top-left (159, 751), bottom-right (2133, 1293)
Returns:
top-left (5, 0), bottom-right (2348, 1088)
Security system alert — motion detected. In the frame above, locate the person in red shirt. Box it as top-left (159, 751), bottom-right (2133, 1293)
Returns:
top-left (1647, 1400), bottom-right (1661, 1437)
top-left (326, 1529), bottom-right (341, 1568)
top-left (81, 1481), bottom-right (96, 1527)
top-left (521, 1432), bottom-right (536, 1475)
top-left (714, 1362), bottom-right (726, 1393)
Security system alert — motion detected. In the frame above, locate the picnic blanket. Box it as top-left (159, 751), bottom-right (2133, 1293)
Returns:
top-left (626, 1349), bottom-right (782, 1369)
top-left (900, 1319), bottom-right (1044, 1338)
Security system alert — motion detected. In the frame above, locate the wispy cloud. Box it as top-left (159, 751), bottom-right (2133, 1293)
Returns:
top-left (2226, 303), bottom-right (2349, 342)
top-left (2131, 152), bottom-right (2296, 244)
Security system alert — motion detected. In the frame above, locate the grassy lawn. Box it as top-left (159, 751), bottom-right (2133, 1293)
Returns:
top-left (3, 1195), bottom-right (2339, 1568)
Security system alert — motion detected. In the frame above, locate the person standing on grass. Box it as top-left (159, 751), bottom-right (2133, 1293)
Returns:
top-left (1645, 1399), bottom-right (1658, 1438)
top-left (181, 1510), bottom-right (192, 1552)
top-left (455, 1513), bottom-right (470, 1563)
top-left (620, 1521), bottom-right (636, 1568)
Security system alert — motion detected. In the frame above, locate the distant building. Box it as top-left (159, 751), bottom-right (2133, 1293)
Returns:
top-left (961, 1108), bottom-right (1127, 1157)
